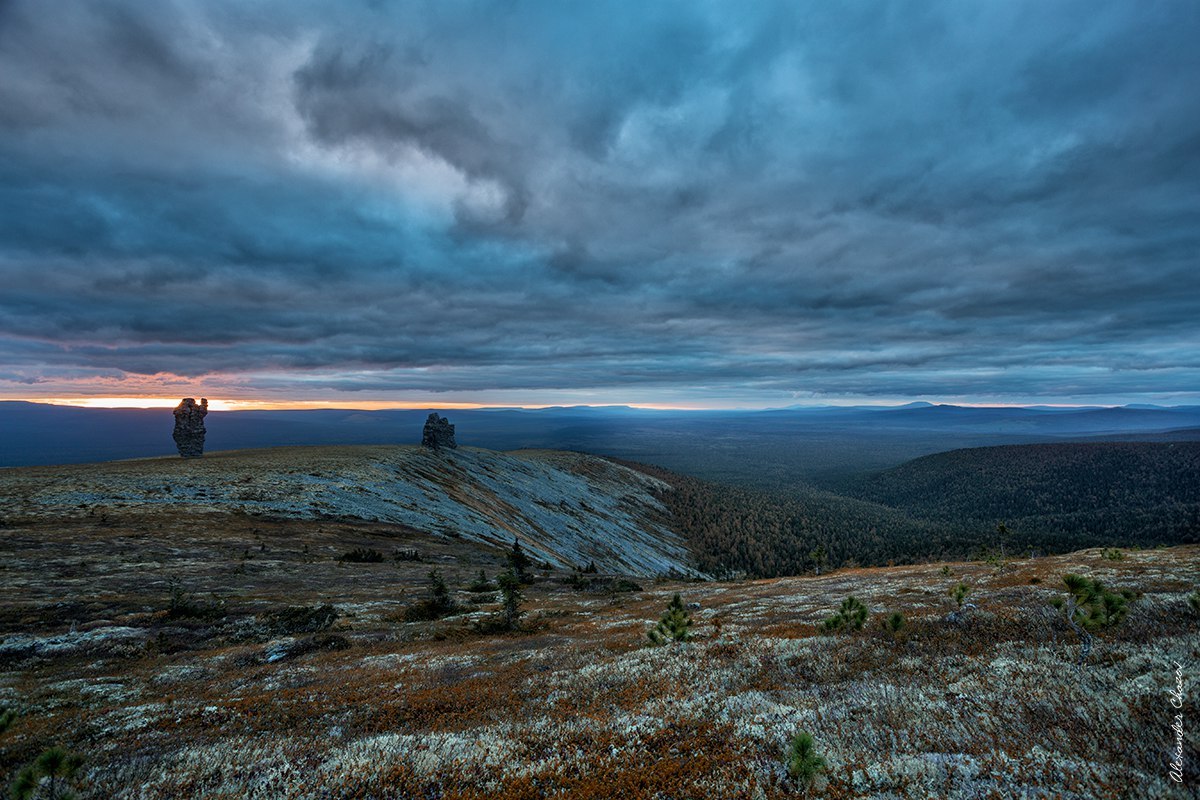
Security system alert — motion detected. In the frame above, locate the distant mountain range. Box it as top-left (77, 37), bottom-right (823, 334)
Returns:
top-left (3, 401), bottom-right (1200, 484)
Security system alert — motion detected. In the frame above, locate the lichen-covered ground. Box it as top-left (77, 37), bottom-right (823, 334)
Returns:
top-left (0, 445), bottom-right (691, 575)
top-left (0, 506), bottom-right (1196, 798)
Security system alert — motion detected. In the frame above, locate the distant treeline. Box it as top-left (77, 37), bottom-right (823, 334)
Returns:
top-left (624, 461), bottom-right (965, 577)
top-left (620, 442), bottom-right (1200, 578)
top-left (846, 442), bottom-right (1200, 547)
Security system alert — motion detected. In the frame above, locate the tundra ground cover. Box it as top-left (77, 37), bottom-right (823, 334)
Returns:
top-left (1, 508), bottom-right (1196, 798)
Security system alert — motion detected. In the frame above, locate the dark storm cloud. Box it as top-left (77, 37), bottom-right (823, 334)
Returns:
top-left (0, 0), bottom-right (1198, 403)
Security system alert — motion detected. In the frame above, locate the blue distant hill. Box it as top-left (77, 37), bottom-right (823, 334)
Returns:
top-left (3, 401), bottom-right (1200, 485)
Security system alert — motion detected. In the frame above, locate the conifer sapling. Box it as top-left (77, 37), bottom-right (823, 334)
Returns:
top-left (819, 596), bottom-right (869, 633)
top-left (468, 569), bottom-right (493, 593)
top-left (10, 746), bottom-right (84, 800)
top-left (508, 539), bottom-right (533, 583)
top-left (1050, 573), bottom-right (1137, 666)
top-left (428, 568), bottom-right (453, 614)
top-left (786, 731), bottom-right (826, 787)
top-left (648, 593), bottom-right (693, 644)
top-left (497, 568), bottom-right (524, 630)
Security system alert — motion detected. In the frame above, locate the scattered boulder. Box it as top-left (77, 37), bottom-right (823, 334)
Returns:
top-left (263, 604), bottom-right (339, 636)
top-left (945, 602), bottom-right (978, 625)
top-left (264, 633), bottom-right (350, 663)
top-left (173, 398), bottom-right (208, 458)
top-left (421, 413), bottom-right (457, 449)
top-left (0, 626), bottom-right (149, 662)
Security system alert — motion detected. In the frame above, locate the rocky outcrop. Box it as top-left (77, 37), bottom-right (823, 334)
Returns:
top-left (421, 413), bottom-right (457, 449)
top-left (173, 398), bottom-right (208, 458)
top-left (0, 445), bottom-right (696, 576)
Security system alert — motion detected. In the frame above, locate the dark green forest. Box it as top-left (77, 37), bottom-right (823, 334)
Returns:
top-left (846, 441), bottom-right (1200, 548)
top-left (624, 442), bottom-right (1200, 578)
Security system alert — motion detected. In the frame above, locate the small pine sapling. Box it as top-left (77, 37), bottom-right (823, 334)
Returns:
top-left (429, 569), bottom-right (454, 614)
top-left (647, 593), bottom-right (693, 644)
top-left (402, 569), bottom-right (457, 621)
top-left (995, 521), bottom-right (1010, 558)
top-left (10, 747), bottom-right (84, 800)
top-left (0, 707), bottom-right (16, 735)
top-left (467, 569), bottom-right (493, 593)
top-left (496, 568), bottom-right (524, 630)
top-left (820, 596), bottom-right (869, 633)
top-left (808, 545), bottom-right (828, 576)
top-left (507, 539), bottom-right (533, 583)
top-left (1050, 573), bottom-right (1136, 667)
top-left (786, 731), bottom-right (826, 788)
top-left (1188, 588), bottom-right (1200, 616)
top-left (882, 611), bottom-right (905, 635)
top-left (946, 581), bottom-right (976, 623)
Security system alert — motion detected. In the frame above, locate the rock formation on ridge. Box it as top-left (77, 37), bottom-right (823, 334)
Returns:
top-left (421, 413), bottom-right (457, 449)
top-left (173, 398), bottom-right (208, 458)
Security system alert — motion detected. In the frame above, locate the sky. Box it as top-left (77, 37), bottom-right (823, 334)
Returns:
top-left (1, 1), bottom-right (1198, 410)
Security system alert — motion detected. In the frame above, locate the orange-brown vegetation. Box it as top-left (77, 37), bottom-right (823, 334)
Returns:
top-left (1, 507), bottom-right (1196, 798)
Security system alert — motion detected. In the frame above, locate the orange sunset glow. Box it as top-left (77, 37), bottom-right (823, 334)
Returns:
top-left (27, 397), bottom-right (709, 412)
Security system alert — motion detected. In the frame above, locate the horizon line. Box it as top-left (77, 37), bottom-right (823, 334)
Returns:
top-left (3, 396), bottom-right (1192, 412)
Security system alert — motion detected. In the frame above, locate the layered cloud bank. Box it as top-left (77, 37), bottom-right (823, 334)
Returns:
top-left (1, 1), bottom-right (1197, 406)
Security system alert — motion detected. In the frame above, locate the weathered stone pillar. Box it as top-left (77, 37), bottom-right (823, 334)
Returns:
top-left (173, 397), bottom-right (208, 458)
top-left (421, 413), bottom-right (457, 449)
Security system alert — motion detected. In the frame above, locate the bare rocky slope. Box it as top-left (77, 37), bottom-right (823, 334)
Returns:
top-left (0, 445), bottom-right (694, 577)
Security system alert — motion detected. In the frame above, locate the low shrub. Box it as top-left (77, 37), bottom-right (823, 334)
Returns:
top-left (403, 569), bottom-right (456, 622)
top-left (339, 548), bottom-right (384, 564)
top-left (264, 604), bottom-right (339, 636)
top-left (165, 578), bottom-right (224, 621)
top-left (467, 570), bottom-right (494, 593)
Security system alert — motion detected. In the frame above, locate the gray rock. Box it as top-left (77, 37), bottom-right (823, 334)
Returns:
top-left (0, 626), bottom-right (148, 659)
top-left (264, 633), bottom-right (351, 663)
top-left (421, 413), bottom-right (457, 449)
top-left (173, 398), bottom-right (208, 458)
